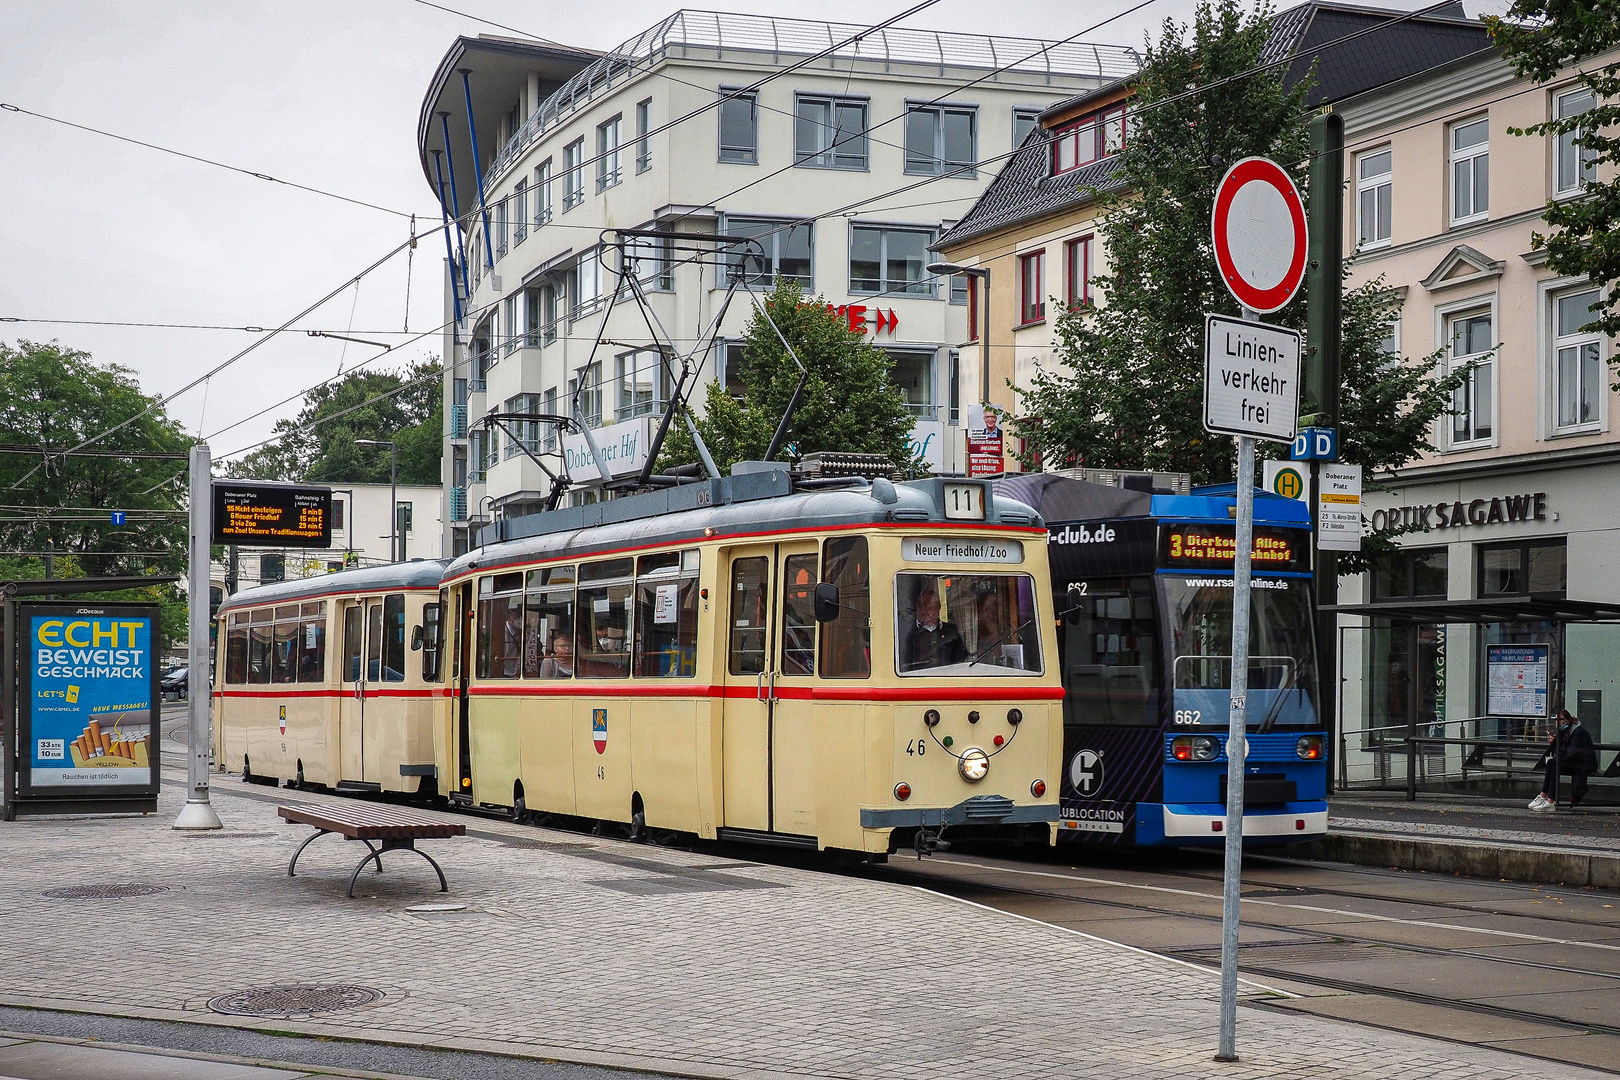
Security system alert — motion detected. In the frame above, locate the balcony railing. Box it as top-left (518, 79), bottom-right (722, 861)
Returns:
top-left (450, 405), bottom-right (468, 439)
top-left (449, 486), bottom-right (468, 522)
top-left (485, 10), bottom-right (1140, 183)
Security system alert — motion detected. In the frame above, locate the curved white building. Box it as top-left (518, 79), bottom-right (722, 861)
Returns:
top-left (417, 12), bottom-right (1136, 555)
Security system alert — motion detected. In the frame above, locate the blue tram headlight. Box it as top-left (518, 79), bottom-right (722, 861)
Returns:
top-left (1296, 734), bottom-right (1323, 760)
top-left (1171, 735), bottom-right (1219, 761)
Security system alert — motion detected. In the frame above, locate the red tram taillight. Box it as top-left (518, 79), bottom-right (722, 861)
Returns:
top-left (1296, 735), bottom-right (1323, 760)
top-left (894, 782), bottom-right (912, 802)
top-left (1030, 779), bottom-right (1046, 798)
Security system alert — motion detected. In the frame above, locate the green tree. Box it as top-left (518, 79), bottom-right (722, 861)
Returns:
top-left (1488, 0), bottom-right (1620, 341)
top-left (660, 279), bottom-right (922, 474)
top-left (228, 359), bottom-right (442, 484)
top-left (0, 341), bottom-right (194, 650)
top-left (1015, 0), bottom-right (1463, 522)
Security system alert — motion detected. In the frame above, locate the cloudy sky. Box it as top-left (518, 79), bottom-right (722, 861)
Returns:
top-left (1, 0), bottom-right (1459, 462)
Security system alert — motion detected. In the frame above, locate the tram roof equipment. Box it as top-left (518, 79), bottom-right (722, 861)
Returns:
top-left (992, 474), bottom-right (1310, 528)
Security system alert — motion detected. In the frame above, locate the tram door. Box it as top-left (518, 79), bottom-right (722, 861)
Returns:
top-left (721, 542), bottom-right (818, 836)
top-left (338, 598), bottom-right (383, 784)
top-left (453, 581), bottom-right (474, 799)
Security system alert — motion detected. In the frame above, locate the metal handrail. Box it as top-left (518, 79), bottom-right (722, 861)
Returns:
top-left (1399, 733), bottom-right (1620, 801)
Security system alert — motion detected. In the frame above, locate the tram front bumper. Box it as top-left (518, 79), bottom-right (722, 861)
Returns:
top-left (860, 794), bottom-right (1059, 829)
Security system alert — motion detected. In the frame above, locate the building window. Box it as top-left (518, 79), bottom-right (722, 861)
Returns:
top-left (503, 393), bottom-right (544, 455)
top-left (1051, 105), bottom-right (1125, 174)
top-left (716, 341), bottom-right (748, 399)
top-left (331, 499), bottom-right (345, 529)
top-left (572, 247), bottom-right (601, 317)
top-left (513, 180), bottom-right (527, 245)
top-left (563, 139), bottom-right (584, 209)
top-left (967, 275), bottom-right (979, 341)
top-left (574, 360), bottom-right (603, 427)
top-left (1019, 250), bottom-right (1045, 324)
top-left (543, 387), bottom-right (558, 451)
top-left (1479, 539), bottom-right (1566, 597)
top-left (534, 159), bottom-right (553, 225)
top-left (524, 287), bottom-right (541, 347)
top-left (1064, 235), bottom-right (1092, 307)
top-left (905, 104), bottom-right (977, 177)
top-left (260, 554), bottom-right (284, 584)
top-left (1554, 288), bottom-right (1603, 431)
top-left (616, 350), bottom-right (667, 420)
top-left (1013, 106), bottom-right (1042, 148)
top-left (1448, 309), bottom-right (1493, 445)
top-left (885, 348), bottom-right (936, 419)
top-left (624, 234), bottom-right (673, 292)
top-left (495, 194), bottom-right (508, 259)
top-left (948, 349), bottom-right (960, 425)
top-left (849, 225), bottom-right (934, 296)
top-left (1450, 116), bottom-right (1489, 225)
top-left (596, 115), bottom-right (622, 193)
top-left (795, 94), bottom-right (868, 170)
top-left (1371, 547), bottom-right (1448, 601)
top-left (949, 274), bottom-right (968, 305)
top-left (1555, 87), bottom-right (1597, 196)
top-left (501, 294), bottom-right (519, 355)
top-left (636, 98), bottom-right (652, 173)
top-left (723, 216), bottom-right (812, 287)
top-left (1357, 148), bottom-right (1392, 249)
top-left (718, 88), bottom-right (757, 164)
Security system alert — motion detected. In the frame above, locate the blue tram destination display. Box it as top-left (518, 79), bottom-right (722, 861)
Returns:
top-left (20, 603), bottom-right (161, 799)
top-left (212, 481), bottom-right (332, 548)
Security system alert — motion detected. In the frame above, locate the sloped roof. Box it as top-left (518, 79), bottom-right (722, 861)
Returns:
top-left (938, 0), bottom-right (1491, 251)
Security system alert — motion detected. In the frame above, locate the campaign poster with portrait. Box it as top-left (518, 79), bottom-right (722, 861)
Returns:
top-left (19, 603), bottom-right (161, 798)
top-left (966, 403), bottom-right (1005, 478)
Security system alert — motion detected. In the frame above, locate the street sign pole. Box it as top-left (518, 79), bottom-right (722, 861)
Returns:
top-left (174, 442), bottom-right (221, 830)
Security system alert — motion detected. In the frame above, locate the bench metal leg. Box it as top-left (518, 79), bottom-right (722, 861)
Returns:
top-left (402, 843), bottom-right (448, 892)
top-left (362, 838), bottom-right (382, 871)
top-left (288, 829), bottom-right (333, 877)
top-left (346, 848), bottom-right (383, 898)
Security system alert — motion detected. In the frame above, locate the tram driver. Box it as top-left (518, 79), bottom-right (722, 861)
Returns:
top-left (901, 582), bottom-right (967, 672)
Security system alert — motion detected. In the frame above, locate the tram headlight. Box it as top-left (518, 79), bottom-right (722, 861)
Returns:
top-left (1295, 734), bottom-right (1323, 761)
top-left (1171, 735), bottom-right (1220, 761)
top-left (958, 748), bottom-right (990, 783)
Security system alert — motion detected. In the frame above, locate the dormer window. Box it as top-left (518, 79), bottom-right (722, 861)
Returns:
top-left (1051, 104), bottom-right (1126, 176)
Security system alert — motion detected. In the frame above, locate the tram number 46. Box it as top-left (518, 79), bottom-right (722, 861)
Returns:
top-left (1173, 710), bottom-right (1203, 725)
top-left (906, 740), bottom-right (927, 756)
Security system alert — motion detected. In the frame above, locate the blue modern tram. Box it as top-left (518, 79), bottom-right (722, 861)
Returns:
top-left (994, 473), bottom-right (1328, 848)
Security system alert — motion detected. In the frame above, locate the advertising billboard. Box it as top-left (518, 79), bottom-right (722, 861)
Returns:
top-left (19, 603), bottom-right (161, 800)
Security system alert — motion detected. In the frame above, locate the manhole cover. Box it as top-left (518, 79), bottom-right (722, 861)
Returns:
top-left (207, 984), bottom-right (384, 1018)
top-left (43, 883), bottom-right (170, 899)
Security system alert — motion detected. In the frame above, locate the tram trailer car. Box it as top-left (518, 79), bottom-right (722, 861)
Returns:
top-left (994, 474), bottom-right (1327, 849)
top-left (441, 468), bottom-right (1063, 857)
top-left (214, 561), bottom-right (450, 794)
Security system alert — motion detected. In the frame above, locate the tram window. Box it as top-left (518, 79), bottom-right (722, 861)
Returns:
top-left (1062, 577), bottom-right (1158, 726)
top-left (637, 552), bottom-right (681, 576)
top-left (271, 618), bottom-right (297, 684)
top-left (895, 572), bottom-right (1042, 676)
top-left (1163, 575), bottom-right (1318, 725)
top-left (247, 619), bottom-right (272, 685)
top-left (526, 565), bottom-right (575, 589)
top-left (780, 554), bottom-right (818, 676)
top-left (479, 590), bottom-right (524, 679)
top-left (821, 537), bottom-right (870, 679)
top-left (225, 622), bottom-right (249, 684)
top-left (344, 605), bottom-right (363, 682)
top-left (366, 603), bottom-right (384, 682)
top-left (729, 557), bottom-right (770, 676)
top-left (635, 572), bottom-right (698, 677)
top-left (421, 602), bottom-right (443, 683)
top-left (580, 558), bottom-right (634, 582)
top-left (299, 605), bottom-right (327, 683)
top-left (274, 604), bottom-right (299, 622)
top-left (491, 572), bottom-right (523, 594)
top-left (382, 593), bottom-right (406, 682)
top-left (524, 582), bottom-right (575, 679)
top-left (577, 581), bottom-right (633, 678)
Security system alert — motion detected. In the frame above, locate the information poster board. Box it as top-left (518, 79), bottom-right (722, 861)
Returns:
top-left (966, 404), bottom-right (1005, 478)
top-left (1486, 644), bottom-right (1548, 718)
top-left (18, 603), bottom-right (162, 800)
top-left (211, 482), bottom-right (332, 547)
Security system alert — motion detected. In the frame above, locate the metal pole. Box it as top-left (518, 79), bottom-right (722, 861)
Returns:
top-left (3, 583), bottom-right (16, 820)
top-left (390, 444), bottom-right (398, 564)
top-left (1216, 329), bottom-right (1259, 1062)
top-left (174, 443), bottom-right (222, 830)
top-left (979, 268), bottom-right (992, 407)
top-left (459, 70), bottom-right (495, 271)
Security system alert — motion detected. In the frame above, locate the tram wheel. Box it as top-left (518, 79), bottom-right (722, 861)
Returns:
top-left (241, 757), bottom-right (252, 783)
top-left (292, 761), bottom-right (305, 790)
top-left (513, 795), bottom-right (528, 824)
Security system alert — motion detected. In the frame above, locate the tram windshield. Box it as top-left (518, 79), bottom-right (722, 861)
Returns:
top-left (895, 572), bottom-right (1043, 676)
top-left (1163, 575), bottom-right (1318, 727)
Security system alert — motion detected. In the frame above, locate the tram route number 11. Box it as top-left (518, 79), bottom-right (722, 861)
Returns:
top-left (944, 483), bottom-right (987, 521)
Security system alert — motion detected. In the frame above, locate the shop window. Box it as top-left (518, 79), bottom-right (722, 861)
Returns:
top-left (1478, 539), bottom-right (1566, 597)
top-left (1370, 547), bottom-right (1449, 601)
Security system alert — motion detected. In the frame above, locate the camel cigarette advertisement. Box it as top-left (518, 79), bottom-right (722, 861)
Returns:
top-left (20, 604), bottom-right (160, 796)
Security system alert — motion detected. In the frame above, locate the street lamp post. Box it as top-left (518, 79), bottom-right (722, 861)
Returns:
top-left (354, 439), bottom-right (398, 563)
top-left (927, 262), bottom-right (992, 408)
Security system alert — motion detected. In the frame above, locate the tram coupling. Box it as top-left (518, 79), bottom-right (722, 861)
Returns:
top-left (912, 826), bottom-right (951, 859)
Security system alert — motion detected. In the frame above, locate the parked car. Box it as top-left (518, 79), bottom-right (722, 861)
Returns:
top-left (160, 667), bottom-right (189, 699)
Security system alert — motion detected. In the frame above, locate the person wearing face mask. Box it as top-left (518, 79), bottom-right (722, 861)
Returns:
top-left (901, 585), bottom-right (967, 672)
top-left (1530, 708), bottom-right (1599, 810)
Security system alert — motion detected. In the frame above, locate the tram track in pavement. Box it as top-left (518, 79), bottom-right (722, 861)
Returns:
top-left (863, 847), bottom-right (1620, 1071)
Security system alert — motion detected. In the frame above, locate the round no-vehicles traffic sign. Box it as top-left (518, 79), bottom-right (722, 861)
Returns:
top-left (1212, 157), bottom-right (1307, 314)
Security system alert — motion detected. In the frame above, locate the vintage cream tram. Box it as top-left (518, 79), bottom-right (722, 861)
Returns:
top-left (214, 468), bottom-right (1064, 855)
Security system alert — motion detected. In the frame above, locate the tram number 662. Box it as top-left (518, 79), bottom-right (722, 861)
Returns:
top-left (1173, 710), bottom-right (1203, 725)
top-left (906, 739), bottom-right (927, 756)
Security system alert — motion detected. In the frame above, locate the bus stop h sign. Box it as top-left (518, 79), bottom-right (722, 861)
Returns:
top-left (1211, 157), bottom-right (1307, 314)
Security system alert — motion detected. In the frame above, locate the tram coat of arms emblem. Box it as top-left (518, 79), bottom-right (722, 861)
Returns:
top-left (592, 709), bottom-right (608, 754)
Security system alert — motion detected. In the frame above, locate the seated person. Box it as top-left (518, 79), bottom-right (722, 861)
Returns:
top-left (579, 623), bottom-right (630, 677)
top-left (901, 587), bottom-right (967, 672)
top-left (538, 632), bottom-right (574, 678)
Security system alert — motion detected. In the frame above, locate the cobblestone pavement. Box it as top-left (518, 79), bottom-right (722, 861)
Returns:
top-left (1331, 815), bottom-right (1620, 851)
top-left (0, 776), bottom-right (1609, 1080)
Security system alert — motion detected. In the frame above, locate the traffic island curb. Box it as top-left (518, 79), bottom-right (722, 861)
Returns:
top-left (1291, 830), bottom-right (1620, 889)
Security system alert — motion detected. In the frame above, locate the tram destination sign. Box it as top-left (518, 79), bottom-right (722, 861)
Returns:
top-left (211, 482), bottom-right (333, 548)
top-left (1161, 524), bottom-right (1309, 573)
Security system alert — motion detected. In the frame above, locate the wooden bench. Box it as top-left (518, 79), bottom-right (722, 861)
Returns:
top-left (279, 802), bottom-right (466, 898)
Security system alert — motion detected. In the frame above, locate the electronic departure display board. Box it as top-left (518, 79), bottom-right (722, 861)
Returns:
top-left (1160, 524), bottom-right (1309, 573)
top-left (211, 483), bottom-right (332, 548)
